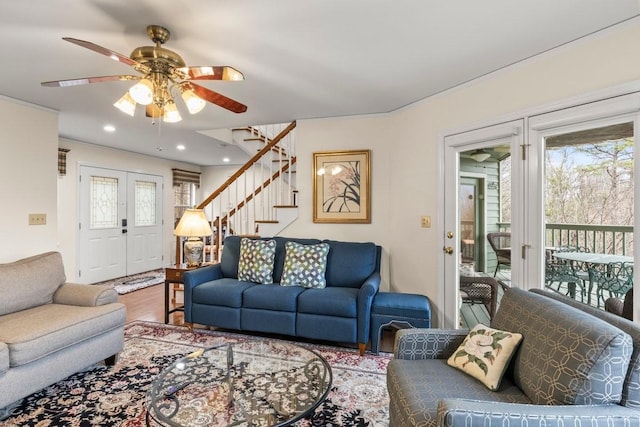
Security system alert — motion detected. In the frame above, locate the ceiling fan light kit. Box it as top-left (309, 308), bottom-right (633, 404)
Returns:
top-left (42, 25), bottom-right (248, 123)
top-left (113, 92), bottom-right (137, 116)
top-left (128, 79), bottom-right (154, 105)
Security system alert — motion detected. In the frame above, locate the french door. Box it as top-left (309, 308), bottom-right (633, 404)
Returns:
top-left (443, 92), bottom-right (640, 327)
top-left (78, 166), bottom-right (163, 284)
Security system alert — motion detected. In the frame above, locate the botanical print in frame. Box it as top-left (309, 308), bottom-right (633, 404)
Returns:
top-left (313, 149), bottom-right (371, 223)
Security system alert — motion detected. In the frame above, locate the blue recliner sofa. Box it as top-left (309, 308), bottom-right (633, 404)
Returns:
top-left (183, 236), bottom-right (381, 355)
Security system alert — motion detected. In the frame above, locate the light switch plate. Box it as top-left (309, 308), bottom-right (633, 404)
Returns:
top-left (421, 215), bottom-right (431, 228)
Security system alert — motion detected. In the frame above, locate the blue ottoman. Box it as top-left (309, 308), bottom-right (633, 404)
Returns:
top-left (370, 292), bottom-right (431, 354)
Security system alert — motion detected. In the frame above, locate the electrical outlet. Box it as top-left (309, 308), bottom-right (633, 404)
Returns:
top-left (29, 213), bottom-right (47, 225)
top-left (421, 215), bottom-right (431, 228)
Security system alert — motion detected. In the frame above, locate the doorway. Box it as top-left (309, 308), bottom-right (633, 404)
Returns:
top-left (78, 166), bottom-right (163, 284)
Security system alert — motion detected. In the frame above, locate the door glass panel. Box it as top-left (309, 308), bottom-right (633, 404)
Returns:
top-left (544, 122), bottom-right (634, 310)
top-left (458, 146), bottom-right (511, 329)
top-left (90, 176), bottom-right (118, 229)
top-left (135, 180), bottom-right (157, 226)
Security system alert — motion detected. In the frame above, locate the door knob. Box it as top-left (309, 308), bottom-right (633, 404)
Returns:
top-left (443, 246), bottom-right (453, 255)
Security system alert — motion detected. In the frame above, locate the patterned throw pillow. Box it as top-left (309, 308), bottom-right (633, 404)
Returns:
top-left (280, 241), bottom-right (330, 288)
top-left (237, 238), bottom-right (276, 284)
top-left (447, 323), bottom-right (523, 391)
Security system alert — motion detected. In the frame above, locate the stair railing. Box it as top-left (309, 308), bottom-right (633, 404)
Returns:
top-left (195, 121), bottom-right (297, 261)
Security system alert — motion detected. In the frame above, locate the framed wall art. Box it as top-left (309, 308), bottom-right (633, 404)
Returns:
top-left (313, 149), bottom-right (371, 223)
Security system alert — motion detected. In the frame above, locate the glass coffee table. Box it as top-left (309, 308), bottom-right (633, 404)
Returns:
top-left (146, 340), bottom-right (332, 426)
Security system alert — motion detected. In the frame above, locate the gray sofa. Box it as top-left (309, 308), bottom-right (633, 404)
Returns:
top-left (388, 287), bottom-right (640, 426)
top-left (0, 251), bottom-right (126, 415)
top-left (183, 236), bottom-right (381, 355)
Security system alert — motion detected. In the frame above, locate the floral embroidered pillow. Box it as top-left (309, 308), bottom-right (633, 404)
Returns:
top-left (447, 323), bottom-right (522, 391)
top-left (237, 238), bottom-right (276, 284)
top-left (280, 241), bottom-right (330, 288)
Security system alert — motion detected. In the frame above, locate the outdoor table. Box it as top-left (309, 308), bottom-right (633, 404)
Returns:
top-left (553, 252), bottom-right (634, 306)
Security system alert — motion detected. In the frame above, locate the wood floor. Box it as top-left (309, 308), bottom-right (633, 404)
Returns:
top-left (117, 284), bottom-right (397, 353)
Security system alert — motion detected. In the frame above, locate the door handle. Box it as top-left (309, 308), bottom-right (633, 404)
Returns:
top-left (443, 246), bottom-right (454, 255)
top-left (122, 229), bottom-right (127, 234)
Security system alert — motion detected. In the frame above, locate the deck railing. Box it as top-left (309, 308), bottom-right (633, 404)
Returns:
top-left (497, 222), bottom-right (634, 256)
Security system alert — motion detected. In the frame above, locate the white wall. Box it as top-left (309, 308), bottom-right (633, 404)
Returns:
top-left (0, 97), bottom-right (58, 262)
top-left (57, 138), bottom-right (202, 280)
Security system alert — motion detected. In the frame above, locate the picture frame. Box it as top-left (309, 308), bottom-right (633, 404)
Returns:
top-left (313, 149), bottom-right (371, 223)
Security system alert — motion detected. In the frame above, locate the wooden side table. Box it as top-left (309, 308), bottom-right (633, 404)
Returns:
top-left (164, 263), bottom-right (211, 324)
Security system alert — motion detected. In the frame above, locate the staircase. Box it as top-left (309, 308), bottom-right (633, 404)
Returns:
top-left (196, 121), bottom-right (298, 261)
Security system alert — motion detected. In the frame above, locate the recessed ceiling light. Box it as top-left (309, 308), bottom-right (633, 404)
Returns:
top-left (223, 157), bottom-right (230, 163)
top-left (103, 124), bottom-right (116, 132)
top-left (176, 144), bottom-right (186, 151)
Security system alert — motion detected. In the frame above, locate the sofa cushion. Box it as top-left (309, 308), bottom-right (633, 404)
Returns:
top-left (0, 303), bottom-right (125, 367)
top-left (237, 238), bottom-right (276, 284)
top-left (447, 323), bottom-right (523, 391)
top-left (281, 241), bottom-right (330, 288)
top-left (0, 251), bottom-right (66, 316)
top-left (297, 287), bottom-right (359, 317)
top-left (242, 284), bottom-right (306, 312)
top-left (192, 278), bottom-right (257, 308)
top-left (388, 358), bottom-right (531, 427)
top-left (323, 240), bottom-right (378, 288)
top-left (492, 288), bottom-right (632, 406)
top-left (530, 288), bottom-right (640, 409)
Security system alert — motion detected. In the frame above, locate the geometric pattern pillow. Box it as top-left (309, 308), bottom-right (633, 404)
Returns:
top-left (237, 238), bottom-right (276, 284)
top-left (280, 241), bottom-right (330, 288)
top-left (447, 323), bottom-right (523, 391)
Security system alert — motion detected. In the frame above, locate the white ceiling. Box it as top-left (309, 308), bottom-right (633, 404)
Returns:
top-left (1, 0), bottom-right (639, 166)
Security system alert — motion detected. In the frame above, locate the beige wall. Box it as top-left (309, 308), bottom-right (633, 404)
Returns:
top-left (0, 97), bottom-right (58, 262)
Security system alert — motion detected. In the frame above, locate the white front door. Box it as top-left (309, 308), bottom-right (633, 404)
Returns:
top-left (126, 173), bottom-right (163, 275)
top-left (79, 166), bottom-right (163, 284)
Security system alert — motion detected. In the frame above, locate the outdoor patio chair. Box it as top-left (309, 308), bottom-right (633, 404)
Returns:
top-left (486, 232), bottom-right (511, 277)
top-left (592, 261), bottom-right (633, 309)
top-left (459, 275), bottom-right (505, 320)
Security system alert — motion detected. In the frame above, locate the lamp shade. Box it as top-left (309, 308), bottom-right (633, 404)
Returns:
top-left (163, 101), bottom-right (182, 123)
top-left (129, 79), bottom-right (154, 105)
top-left (174, 209), bottom-right (213, 237)
top-left (113, 92), bottom-right (137, 116)
top-left (181, 89), bottom-right (206, 114)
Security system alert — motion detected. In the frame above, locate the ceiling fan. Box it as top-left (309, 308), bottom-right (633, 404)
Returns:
top-left (42, 25), bottom-right (247, 123)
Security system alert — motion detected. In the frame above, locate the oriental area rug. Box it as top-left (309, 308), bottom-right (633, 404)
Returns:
top-left (2, 321), bottom-right (391, 426)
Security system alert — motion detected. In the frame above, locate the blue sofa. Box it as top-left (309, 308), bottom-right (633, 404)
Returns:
top-left (388, 287), bottom-right (640, 426)
top-left (182, 236), bottom-right (382, 354)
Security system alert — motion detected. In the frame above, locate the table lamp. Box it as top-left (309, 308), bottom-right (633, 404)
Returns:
top-left (174, 208), bottom-right (213, 267)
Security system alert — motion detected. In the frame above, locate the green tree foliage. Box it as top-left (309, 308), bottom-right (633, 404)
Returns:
top-left (545, 138), bottom-right (633, 227)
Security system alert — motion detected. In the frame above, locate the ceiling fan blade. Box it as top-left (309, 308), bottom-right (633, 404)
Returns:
top-left (187, 82), bottom-right (247, 114)
top-left (62, 37), bottom-right (151, 73)
top-left (178, 66), bottom-right (245, 81)
top-left (41, 75), bottom-right (140, 87)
